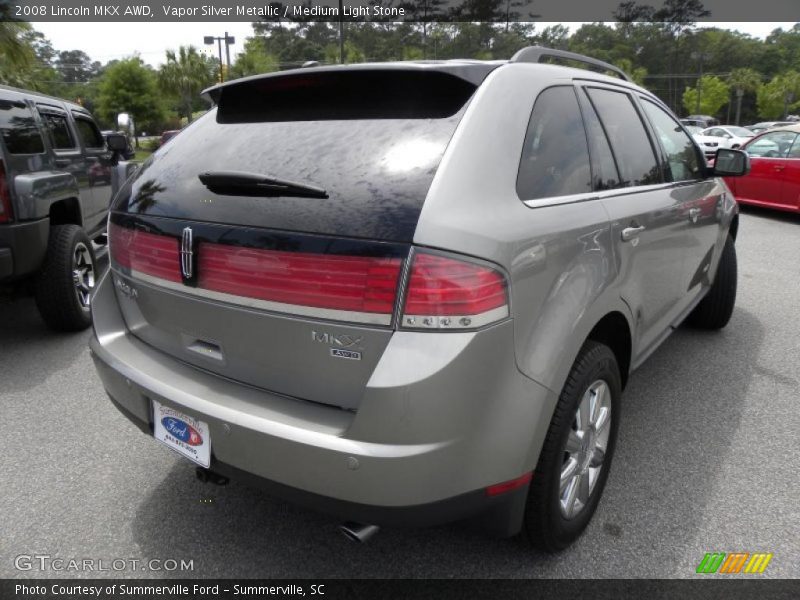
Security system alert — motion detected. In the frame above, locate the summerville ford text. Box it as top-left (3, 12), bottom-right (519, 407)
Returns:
top-left (15, 584), bottom-right (323, 596)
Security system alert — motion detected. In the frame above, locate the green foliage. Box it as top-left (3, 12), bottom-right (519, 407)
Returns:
top-left (229, 37), bottom-right (279, 79)
top-left (158, 46), bottom-right (215, 124)
top-left (683, 76), bottom-right (730, 116)
top-left (614, 58), bottom-right (648, 86)
top-left (757, 71), bottom-right (800, 119)
top-left (97, 57), bottom-right (165, 134)
top-left (0, 21), bottom-right (36, 87)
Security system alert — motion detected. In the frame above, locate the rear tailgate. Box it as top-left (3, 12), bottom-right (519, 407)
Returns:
top-left (108, 67), bottom-right (481, 410)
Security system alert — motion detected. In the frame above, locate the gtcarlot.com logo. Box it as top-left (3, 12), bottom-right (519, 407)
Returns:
top-left (14, 554), bottom-right (194, 572)
top-left (696, 552), bottom-right (773, 574)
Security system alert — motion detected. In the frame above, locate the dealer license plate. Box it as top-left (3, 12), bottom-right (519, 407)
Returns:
top-left (152, 400), bottom-right (211, 468)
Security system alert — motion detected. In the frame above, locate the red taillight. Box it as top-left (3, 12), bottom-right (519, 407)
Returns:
top-left (401, 253), bottom-right (508, 329)
top-left (197, 243), bottom-right (402, 318)
top-left (109, 223), bottom-right (181, 283)
top-left (486, 472), bottom-right (533, 497)
top-left (0, 160), bottom-right (13, 223)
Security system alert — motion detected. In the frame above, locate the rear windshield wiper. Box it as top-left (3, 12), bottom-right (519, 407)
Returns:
top-left (198, 171), bottom-right (328, 199)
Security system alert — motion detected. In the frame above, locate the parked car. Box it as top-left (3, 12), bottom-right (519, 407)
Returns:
top-left (724, 124), bottom-right (800, 213)
top-left (90, 48), bottom-right (748, 552)
top-left (747, 121), bottom-right (794, 134)
top-left (0, 85), bottom-right (129, 330)
top-left (159, 129), bottom-right (181, 146)
top-left (682, 115), bottom-right (720, 129)
top-left (700, 125), bottom-right (755, 150)
top-left (685, 125), bottom-right (723, 158)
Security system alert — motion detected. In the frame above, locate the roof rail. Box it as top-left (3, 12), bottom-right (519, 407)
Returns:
top-left (510, 46), bottom-right (631, 82)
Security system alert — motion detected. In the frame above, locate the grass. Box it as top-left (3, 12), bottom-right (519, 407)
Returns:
top-left (133, 149), bottom-right (153, 161)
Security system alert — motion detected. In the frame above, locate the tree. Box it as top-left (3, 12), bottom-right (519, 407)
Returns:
top-left (97, 57), bottom-right (166, 139)
top-left (0, 21), bottom-right (36, 87)
top-left (158, 46), bottom-right (215, 124)
top-left (614, 58), bottom-right (648, 86)
top-left (55, 50), bottom-right (101, 84)
top-left (727, 68), bottom-right (762, 124)
top-left (757, 72), bottom-right (800, 119)
top-left (230, 37), bottom-right (280, 79)
top-left (682, 76), bottom-right (729, 116)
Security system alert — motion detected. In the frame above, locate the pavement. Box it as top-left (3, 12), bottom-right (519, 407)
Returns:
top-left (1, 207), bottom-right (798, 579)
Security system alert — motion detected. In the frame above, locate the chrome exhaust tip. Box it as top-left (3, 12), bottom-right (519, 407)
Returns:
top-left (339, 522), bottom-right (380, 543)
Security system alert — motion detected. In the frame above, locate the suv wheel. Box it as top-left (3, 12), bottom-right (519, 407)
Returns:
top-left (524, 341), bottom-right (621, 552)
top-left (688, 235), bottom-right (737, 330)
top-left (35, 224), bottom-right (96, 331)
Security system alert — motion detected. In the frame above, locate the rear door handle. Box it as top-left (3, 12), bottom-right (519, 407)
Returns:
top-left (774, 165), bottom-right (785, 171)
top-left (621, 225), bottom-right (645, 242)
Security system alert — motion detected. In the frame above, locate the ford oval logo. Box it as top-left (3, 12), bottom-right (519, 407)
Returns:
top-left (161, 417), bottom-right (203, 446)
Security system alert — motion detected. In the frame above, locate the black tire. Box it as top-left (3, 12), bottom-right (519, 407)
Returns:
top-left (688, 235), bottom-right (737, 330)
top-left (524, 341), bottom-right (621, 553)
top-left (34, 224), bottom-right (96, 332)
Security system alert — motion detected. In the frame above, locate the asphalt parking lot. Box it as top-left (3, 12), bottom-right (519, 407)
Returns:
top-left (1, 207), bottom-right (798, 579)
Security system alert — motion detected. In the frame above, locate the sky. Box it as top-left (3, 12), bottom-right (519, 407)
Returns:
top-left (33, 21), bottom-right (797, 68)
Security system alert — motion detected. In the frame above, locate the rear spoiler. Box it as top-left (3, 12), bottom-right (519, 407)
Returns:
top-left (201, 61), bottom-right (501, 105)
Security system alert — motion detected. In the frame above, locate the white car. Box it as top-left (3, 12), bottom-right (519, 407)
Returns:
top-left (700, 126), bottom-right (755, 151)
top-left (685, 125), bottom-right (723, 158)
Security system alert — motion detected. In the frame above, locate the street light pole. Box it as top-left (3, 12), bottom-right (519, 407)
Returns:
top-left (225, 31), bottom-right (232, 71)
top-left (204, 33), bottom-right (236, 83)
top-left (691, 50), bottom-right (711, 115)
top-left (338, 0), bottom-right (344, 64)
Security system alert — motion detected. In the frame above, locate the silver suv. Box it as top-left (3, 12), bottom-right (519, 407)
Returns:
top-left (90, 48), bottom-right (748, 551)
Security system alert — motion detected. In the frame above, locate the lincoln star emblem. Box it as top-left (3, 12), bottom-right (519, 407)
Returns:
top-left (180, 227), bottom-right (193, 279)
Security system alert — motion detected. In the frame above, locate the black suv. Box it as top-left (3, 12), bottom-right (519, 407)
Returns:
top-left (0, 85), bottom-right (129, 330)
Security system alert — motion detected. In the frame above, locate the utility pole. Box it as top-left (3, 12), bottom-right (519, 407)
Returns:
top-left (338, 0), bottom-right (344, 64)
top-left (204, 33), bottom-right (236, 82)
top-left (691, 51), bottom-right (711, 114)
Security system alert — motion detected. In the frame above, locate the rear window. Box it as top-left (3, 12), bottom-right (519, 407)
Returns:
top-left (216, 70), bottom-right (477, 123)
top-left (0, 99), bottom-right (44, 155)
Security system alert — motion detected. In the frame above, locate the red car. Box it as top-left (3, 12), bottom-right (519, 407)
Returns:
top-left (159, 129), bottom-right (181, 147)
top-left (724, 124), bottom-right (800, 213)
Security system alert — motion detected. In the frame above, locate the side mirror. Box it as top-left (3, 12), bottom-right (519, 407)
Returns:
top-left (106, 133), bottom-right (128, 152)
top-left (712, 148), bottom-right (750, 177)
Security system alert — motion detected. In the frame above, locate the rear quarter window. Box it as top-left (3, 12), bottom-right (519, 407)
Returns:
top-left (0, 99), bottom-right (45, 155)
top-left (517, 86), bottom-right (592, 201)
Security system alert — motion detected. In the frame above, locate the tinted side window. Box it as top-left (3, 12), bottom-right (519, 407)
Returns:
top-left (0, 99), bottom-right (45, 154)
top-left (640, 99), bottom-right (701, 182)
top-left (577, 89), bottom-right (621, 190)
top-left (73, 115), bottom-right (104, 148)
top-left (517, 86), bottom-right (592, 201)
top-left (40, 111), bottom-right (76, 150)
top-left (586, 88), bottom-right (661, 187)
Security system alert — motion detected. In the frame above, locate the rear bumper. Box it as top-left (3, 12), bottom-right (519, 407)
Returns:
top-left (0, 218), bottom-right (49, 282)
top-left (90, 271), bottom-right (555, 532)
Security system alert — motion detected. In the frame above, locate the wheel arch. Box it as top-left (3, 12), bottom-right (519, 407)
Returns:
top-left (585, 311), bottom-right (633, 389)
top-left (729, 212), bottom-right (739, 241)
top-left (48, 197), bottom-right (83, 227)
